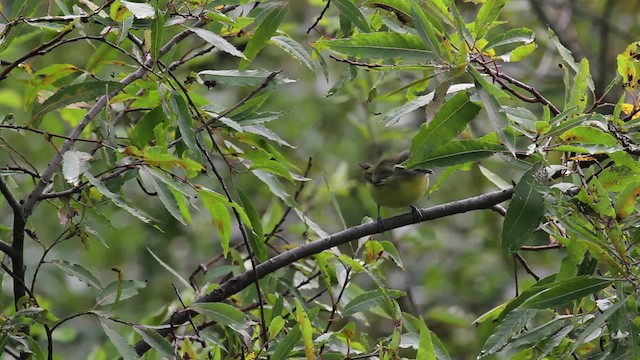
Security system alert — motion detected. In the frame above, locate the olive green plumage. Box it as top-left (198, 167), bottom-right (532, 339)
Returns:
top-left (359, 150), bottom-right (432, 210)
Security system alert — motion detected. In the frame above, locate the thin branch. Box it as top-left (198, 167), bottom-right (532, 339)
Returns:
top-left (133, 187), bottom-right (514, 355)
top-left (0, 124), bottom-right (116, 149)
top-left (0, 174), bottom-right (21, 214)
top-left (0, 238), bottom-right (16, 259)
top-left (515, 253), bottom-right (540, 281)
top-left (22, 61), bottom-right (150, 218)
top-left (0, 27), bottom-right (74, 80)
top-left (477, 64), bottom-right (560, 115)
top-left (307, 0), bottom-right (331, 34)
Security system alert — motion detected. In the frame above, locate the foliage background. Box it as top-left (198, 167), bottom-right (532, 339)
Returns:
top-left (0, 0), bottom-right (639, 359)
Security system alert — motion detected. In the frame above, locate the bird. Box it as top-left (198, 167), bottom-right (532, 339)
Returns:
top-left (359, 150), bottom-right (432, 230)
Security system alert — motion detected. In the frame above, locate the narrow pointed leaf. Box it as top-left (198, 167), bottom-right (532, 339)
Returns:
top-left (479, 309), bottom-right (536, 358)
top-left (343, 289), bottom-right (405, 316)
top-left (521, 277), bottom-right (614, 309)
top-left (99, 318), bottom-right (140, 360)
top-left (139, 167), bottom-right (186, 225)
top-left (482, 27), bottom-right (535, 51)
top-left (271, 36), bottom-right (315, 71)
top-left (409, 0), bottom-right (444, 58)
top-left (132, 326), bottom-right (173, 357)
top-left (32, 81), bottom-right (125, 123)
top-left (410, 92), bottom-right (481, 156)
top-left (408, 140), bottom-right (505, 168)
top-left (169, 92), bottom-right (202, 163)
top-left (51, 260), bottom-right (103, 290)
top-left (315, 33), bottom-right (435, 61)
top-left (85, 173), bottom-right (154, 225)
top-left (333, 0), bottom-right (370, 32)
top-left (198, 188), bottom-right (232, 256)
top-left (190, 27), bottom-right (246, 59)
top-left (476, 80), bottom-right (517, 155)
top-left (272, 325), bottom-right (301, 360)
top-left (191, 302), bottom-right (248, 330)
top-left (147, 247), bottom-right (191, 290)
top-left (501, 165), bottom-right (547, 254)
top-left (240, 3), bottom-right (287, 69)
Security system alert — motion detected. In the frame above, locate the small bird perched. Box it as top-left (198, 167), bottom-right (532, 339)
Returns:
top-left (359, 150), bottom-right (432, 228)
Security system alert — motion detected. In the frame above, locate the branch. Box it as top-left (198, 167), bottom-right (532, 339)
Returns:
top-left (0, 174), bottom-right (21, 214)
top-left (21, 62), bottom-right (150, 218)
top-left (133, 187), bottom-right (514, 355)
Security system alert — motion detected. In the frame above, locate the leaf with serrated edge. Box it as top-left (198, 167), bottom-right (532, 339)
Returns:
top-left (191, 302), bottom-right (247, 330)
top-left (51, 260), bottom-right (102, 290)
top-left (99, 317), bottom-right (140, 360)
top-left (501, 165), bottom-right (546, 254)
top-left (190, 27), bottom-right (246, 58)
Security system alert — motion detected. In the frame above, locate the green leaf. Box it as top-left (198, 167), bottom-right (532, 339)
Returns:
top-left (565, 58), bottom-right (593, 112)
top-left (253, 170), bottom-right (296, 207)
top-left (271, 35), bottom-right (315, 72)
top-left (272, 325), bottom-right (301, 360)
top-left (169, 92), bottom-right (202, 163)
top-left (408, 140), bottom-right (505, 168)
top-left (559, 125), bottom-right (617, 147)
top-left (478, 309), bottom-right (537, 358)
top-left (569, 296), bottom-right (629, 354)
top-left (476, 80), bottom-right (517, 155)
top-left (576, 177), bottom-right (616, 218)
top-left (96, 280), bottom-right (146, 306)
top-left (478, 165), bottom-right (511, 190)
top-left (363, 0), bottom-right (411, 23)
top-left (198, 69), bottom-right (294, 87)
top-left (132, 325), bottom-right (173, 357)
top-left (409, 92), bottom-right (481, 156)
top-left (50, 260), bottom-right (103, 290)
top-left (31, 81), bottom-right (126, 123)
top-left (500, 42), bottom-right (537, 62)
top-left (416, 319), bottom-right (436, 360)
top-left (501, 165), bottom-right (547, 254)
top-left (268, 316), bottom-right (285, 339)
top-left (139, 167), bottom-right (186, 225)
top-left (99, 318), bottom-right (140, 360)
top-left (315, 32), bottom-right (435, 61)
top-left (151, 3), bottom-right (164, 63)
top-left (482, 27), bottom-right (535, 51)
top-left (333, 0), bottom-right (370, 32)
top-left (130, 106), bottom-right (169, 148)
top-left (242, 148), bottom-right (295, 182)
top-left (468, 66), bottom-right (510, 99)
top-left (240, 3), bottom-right (288, 69)
top-left (505, 316), bottom-right (567, 349)
top-left (548, 28), bottom-right (579, 72)
top-left (343, 289), bottom-right (405, 316)
top-left (521, 276), bottom-right (614, 309)
top-left (614, 181), bottom-right (640, 219)
top-left (379, 241), bottom-right (404, 270)
top-left (242, 124), bottom-right (295, 148)
top-left (295, 298), bottom-right (315, 359)
top-left (147, 247), bottom-right (191, 290)
top-left (409, 0), bottom-right (444, 58)
top-left (198, 188), bottom-right (232, 256)
top-left (189, 27), bottom-right (246, 59)
top-left (473, 0), bottom-right (508, 40)
top-left (383, 83), bottom-right (474, 126)
top-left (191, 302), bottom-right (248, 330)
top-left (238, 189), bottom-right (267, 262)
top-left (85, 173), bottom-right (155, 225)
